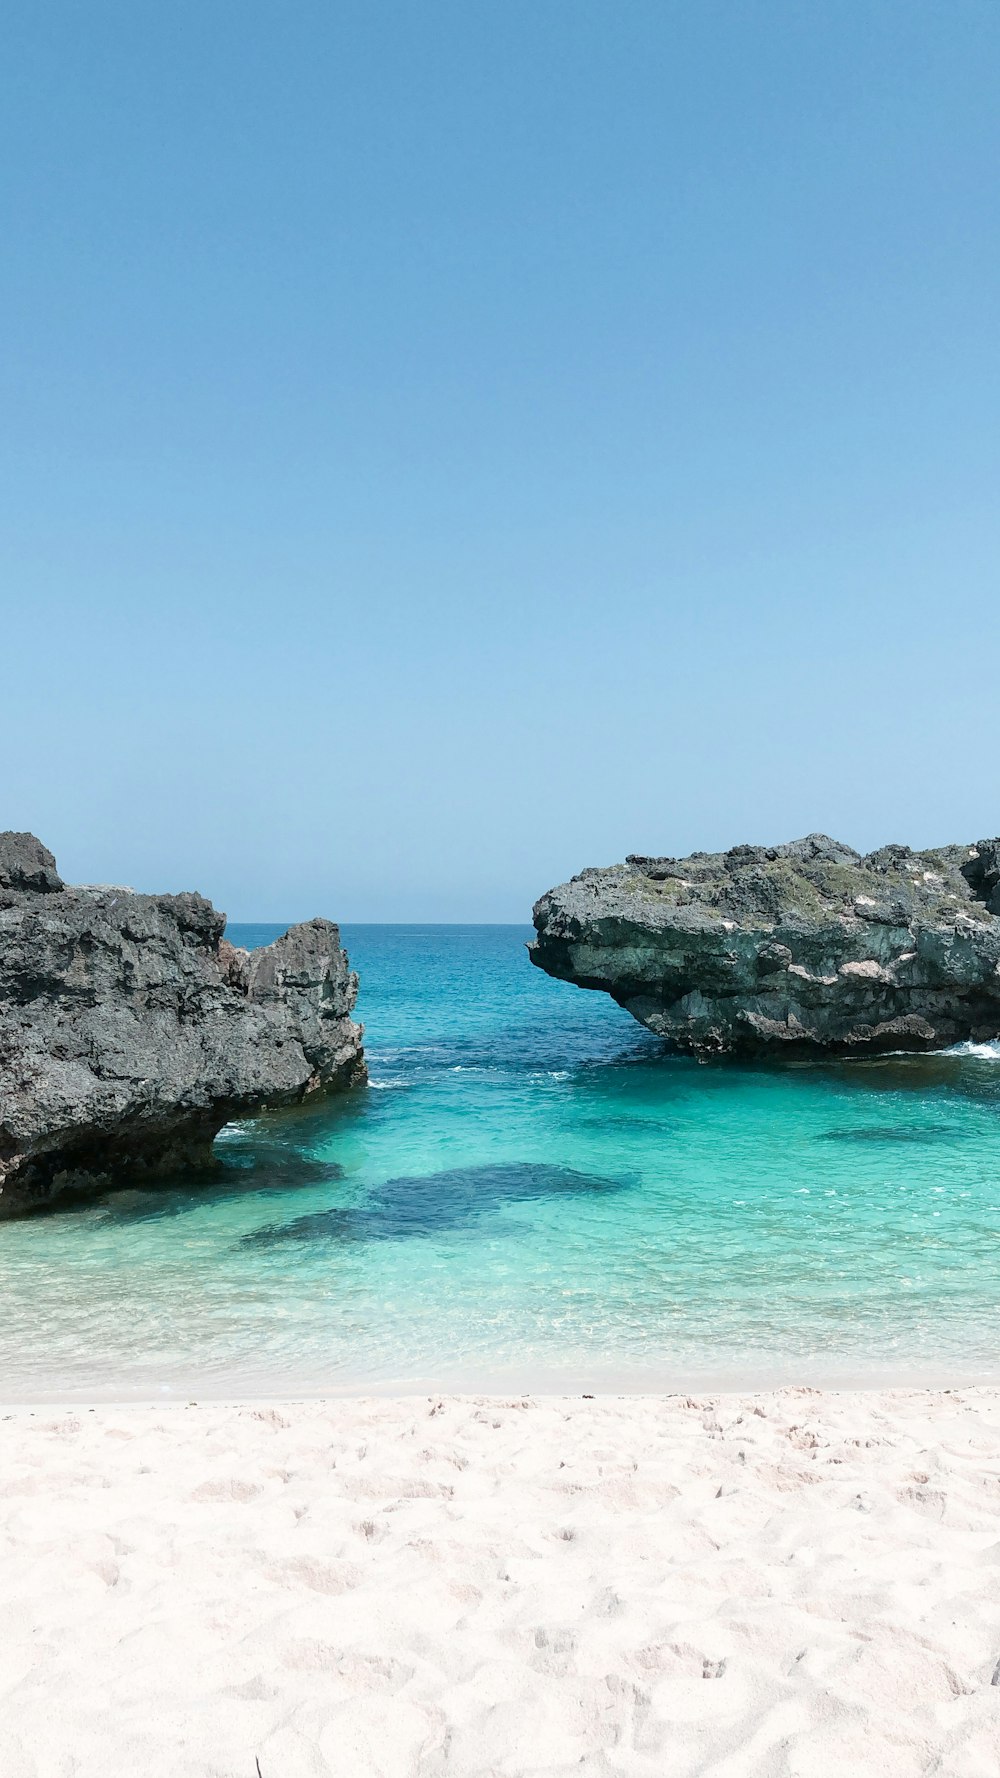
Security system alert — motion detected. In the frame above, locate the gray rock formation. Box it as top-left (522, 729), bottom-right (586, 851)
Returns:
top-left (530, 833), bottom-right (1000, 1059)
top-left (0, 834), bottom-right (365, 1214)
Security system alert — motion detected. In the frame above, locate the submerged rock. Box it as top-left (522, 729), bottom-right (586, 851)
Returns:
top-left (0, 834), bottom-right (365, 1214)
top-left (245, 1161), bottom-right (632, 1248)
top-left (530, 832), bottom-right (1000, 1059)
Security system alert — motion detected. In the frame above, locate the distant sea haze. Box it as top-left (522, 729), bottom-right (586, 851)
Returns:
top-left (2, 925), bottom-right (998, 1400)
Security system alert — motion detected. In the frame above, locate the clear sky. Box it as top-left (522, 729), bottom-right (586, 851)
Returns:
top-left (3, 2), bottom-right (999, 920)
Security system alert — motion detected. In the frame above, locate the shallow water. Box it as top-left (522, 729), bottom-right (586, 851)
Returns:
top-left (2, 925), bottom-right (999, 1399)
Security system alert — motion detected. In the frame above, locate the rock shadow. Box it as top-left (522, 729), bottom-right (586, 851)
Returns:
top-left (98, 1143), bottom-right (345, 1225)
top-left (829, 1053), bottom-right (1000, 1104)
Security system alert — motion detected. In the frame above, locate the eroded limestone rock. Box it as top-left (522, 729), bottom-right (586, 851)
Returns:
top-left (530, 833), bottom-right (1000, 1058)
top-left (0, 834), bottom-right (365, 1213)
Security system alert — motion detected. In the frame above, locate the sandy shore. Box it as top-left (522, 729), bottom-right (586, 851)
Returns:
top-left (2, 1390), bottom-right (999, 1777)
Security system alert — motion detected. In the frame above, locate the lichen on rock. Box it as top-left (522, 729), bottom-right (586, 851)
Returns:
top-left (530, 832), bottom-right (1000, 1058)
top-left (0, 834), bottom-right (365, 1214)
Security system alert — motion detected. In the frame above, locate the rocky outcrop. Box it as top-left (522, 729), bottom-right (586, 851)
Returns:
top-left (0, 834), bottom-right (365, 1214)
top-left (530, 833), bottom-right (1000, 1059)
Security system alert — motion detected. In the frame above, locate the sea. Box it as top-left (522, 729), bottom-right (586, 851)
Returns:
top-left (2, 925), bottom-right (999, 1400)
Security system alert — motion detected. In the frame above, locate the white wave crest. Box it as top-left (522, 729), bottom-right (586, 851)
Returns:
top-left (942, 1040), bottom-right (1000, 1061)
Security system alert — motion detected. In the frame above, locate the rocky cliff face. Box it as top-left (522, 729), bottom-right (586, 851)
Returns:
top-left (530, 833), bottom-right (1000, 1059)
top-left (0, 834), bottom-right (365, 1214)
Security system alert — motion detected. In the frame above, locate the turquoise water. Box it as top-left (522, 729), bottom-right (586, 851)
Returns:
top-left (2, 924), bottom-right (999, 1400)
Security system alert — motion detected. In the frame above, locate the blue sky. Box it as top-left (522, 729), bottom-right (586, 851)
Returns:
top-left (3, 2), bottom-right (998, 919)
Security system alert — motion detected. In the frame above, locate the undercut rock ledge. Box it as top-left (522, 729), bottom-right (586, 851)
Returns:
top-left (0, 833), bottom-right (365, 1215)
top-left (530, 833), bottom-right (1000, 1059)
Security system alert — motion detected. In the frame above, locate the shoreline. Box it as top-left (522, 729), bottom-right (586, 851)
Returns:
top-left (3, 1386), bottom-right (1000, 1773)
top-left (5, 1362), bottom-right (1000, 1407)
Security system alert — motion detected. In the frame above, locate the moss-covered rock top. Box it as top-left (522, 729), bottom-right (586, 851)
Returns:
top-left (610, 832), bottom-right (999, 928)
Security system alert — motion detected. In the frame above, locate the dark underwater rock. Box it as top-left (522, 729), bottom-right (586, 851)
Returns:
top-left (0, 833), bottom-right (365, 1215)
top-left (530, 832), bottom-right (1000, 1060)
top-left (245, 1161), bottom-right (631, 1247)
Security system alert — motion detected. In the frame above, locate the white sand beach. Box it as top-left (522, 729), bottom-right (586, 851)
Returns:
top-left (1, 1389), bottom-right (999, 1777)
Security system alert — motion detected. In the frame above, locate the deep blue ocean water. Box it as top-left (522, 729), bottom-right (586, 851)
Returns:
top-left (2, 925), bottom-right (999, 1399)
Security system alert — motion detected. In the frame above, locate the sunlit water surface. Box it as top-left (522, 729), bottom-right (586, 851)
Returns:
top-left (2, 926), bottom-right (999, 1399)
